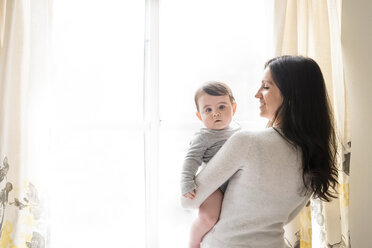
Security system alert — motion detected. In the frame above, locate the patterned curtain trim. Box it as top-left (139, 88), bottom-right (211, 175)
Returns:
top-left (0, 157), bottom-right (46, 248)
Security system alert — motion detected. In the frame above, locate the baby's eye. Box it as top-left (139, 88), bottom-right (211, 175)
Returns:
top-left (218, 105), bottom-right (226, 110)
top-left (205, 108), bottom-right (212, 113)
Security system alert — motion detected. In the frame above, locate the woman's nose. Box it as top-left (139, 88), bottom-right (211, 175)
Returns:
top-left (255, 90), bottom-right (261, 98)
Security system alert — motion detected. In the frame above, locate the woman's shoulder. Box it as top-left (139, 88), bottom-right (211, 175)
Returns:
top-left (232, 128), bottom-right (289, 150)
top-left (230, 127), bottom-right (278, 141)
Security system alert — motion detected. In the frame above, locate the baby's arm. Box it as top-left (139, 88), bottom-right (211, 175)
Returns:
top-left (180, 134), bottom-right (208, 196)
top-left (181, 131), bottom-right (246, 209)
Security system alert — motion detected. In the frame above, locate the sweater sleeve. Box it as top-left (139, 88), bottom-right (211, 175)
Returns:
top-left (180, 134), bottom-right (208, 195)
top-left (181, 131), bottom-right (246, 209)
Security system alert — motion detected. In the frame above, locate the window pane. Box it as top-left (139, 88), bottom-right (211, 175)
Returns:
top-left (159, 1), bottom-right (270, 247)
top-left (50, 128), bottom-right (145, 248)
top-left (159, 0), bottom-right (269, 127)
top-left (49, 1), bottom-right (146, 247)
top-left (51, 0), bottom-right (144, 125)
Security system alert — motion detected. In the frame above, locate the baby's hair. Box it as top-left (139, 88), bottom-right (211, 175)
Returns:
top-left (194, 81), bottom-right (235, 111)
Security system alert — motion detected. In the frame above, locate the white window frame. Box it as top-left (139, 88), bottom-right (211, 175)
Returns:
top-left (144, 0), bottom-right (160, 247)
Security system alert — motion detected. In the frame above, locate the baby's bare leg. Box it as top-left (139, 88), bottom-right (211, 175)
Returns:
top-left (189, 189), bottom-right (223, 248)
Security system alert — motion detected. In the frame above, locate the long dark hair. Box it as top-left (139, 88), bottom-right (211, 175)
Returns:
top-left (266, 55), bottom-right (338, 202)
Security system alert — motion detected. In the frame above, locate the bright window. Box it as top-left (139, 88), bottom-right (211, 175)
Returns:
top-left (50, 1), bottom-right (146, 247)
top-left (49, 1), bottom-right (271, 247)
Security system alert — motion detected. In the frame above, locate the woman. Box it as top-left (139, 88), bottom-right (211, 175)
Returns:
top-left (181, 55), bottom-right (338, 248)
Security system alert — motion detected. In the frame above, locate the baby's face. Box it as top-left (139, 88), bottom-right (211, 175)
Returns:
top-left (196, 94), bottom-right (236, 130)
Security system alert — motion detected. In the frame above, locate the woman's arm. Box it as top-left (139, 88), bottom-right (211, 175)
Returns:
top-left (180, 131), bottom-right (248, 209)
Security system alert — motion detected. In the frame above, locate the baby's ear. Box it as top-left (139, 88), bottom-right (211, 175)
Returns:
top-left (196, 111), bottom-right (202, 121)
top-left (232, 103), bottom-right (237, 114)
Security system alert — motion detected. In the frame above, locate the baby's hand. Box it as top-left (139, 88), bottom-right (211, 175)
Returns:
top-left (183, 189), bottom-right (196, 200)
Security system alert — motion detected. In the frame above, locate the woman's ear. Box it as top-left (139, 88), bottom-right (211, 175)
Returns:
top-left (196, 111), bottom-right (202, 121)
top-left (232, 103), bottom-right (237, 115)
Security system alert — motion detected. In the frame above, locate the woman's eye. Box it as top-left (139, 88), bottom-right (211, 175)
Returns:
top-left (263, 86), bottom-right (269, 90)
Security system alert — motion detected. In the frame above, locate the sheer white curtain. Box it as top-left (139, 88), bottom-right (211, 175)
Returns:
top-left (270, 0), bottom-right (350, 247)
top-left (0, 0), bottom-right (51, 246)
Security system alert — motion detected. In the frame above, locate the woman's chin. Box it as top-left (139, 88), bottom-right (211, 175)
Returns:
top-left (259, 112), bottom-right (266, 118)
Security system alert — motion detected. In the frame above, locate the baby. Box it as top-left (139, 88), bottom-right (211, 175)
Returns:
top-left (180, 81), bottom-right (240, 248)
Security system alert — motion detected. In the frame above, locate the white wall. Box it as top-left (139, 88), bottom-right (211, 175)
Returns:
top-left (342, 0), bottom-right (372, 247)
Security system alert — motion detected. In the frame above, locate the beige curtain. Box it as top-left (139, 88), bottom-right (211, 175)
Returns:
top-left (270, 0), bottom-right (351, 247)
top-left (0, 0), bottom-right (51, 247)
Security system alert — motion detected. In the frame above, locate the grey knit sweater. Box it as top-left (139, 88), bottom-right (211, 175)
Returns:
top-left (181, 128), bottom-right (311, 248)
